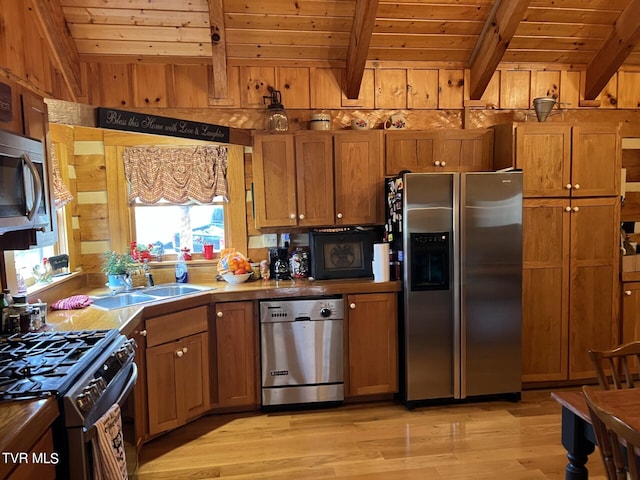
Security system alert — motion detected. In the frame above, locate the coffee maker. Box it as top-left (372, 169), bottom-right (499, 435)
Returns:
top-left (268, 247), bottom-right (290, 280)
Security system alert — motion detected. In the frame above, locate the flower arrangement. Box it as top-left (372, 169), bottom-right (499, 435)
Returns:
top-left (102, 251), bottom-right (141, 275)
top-left (130, 241), bottom-right (153, 261)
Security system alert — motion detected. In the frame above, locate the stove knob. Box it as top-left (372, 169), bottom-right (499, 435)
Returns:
top-left (76, 393), bottom-right (91, 412)
top-left (90, 378), bottom-right (107, 396)
top-left (320, 307), bottom-right (332, 318)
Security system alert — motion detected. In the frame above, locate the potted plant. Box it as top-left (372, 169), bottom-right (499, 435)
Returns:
top-left (102, 251), bottom-right (140, 290)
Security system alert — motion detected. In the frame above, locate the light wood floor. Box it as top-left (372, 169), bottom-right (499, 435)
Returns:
top-left (135, 389), bottom-right (606, 480)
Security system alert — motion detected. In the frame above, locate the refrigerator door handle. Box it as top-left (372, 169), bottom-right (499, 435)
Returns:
top-left (453, 173), bottom-right (463, 400)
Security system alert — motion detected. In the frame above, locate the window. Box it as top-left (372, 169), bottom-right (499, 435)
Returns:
top-left (133, 201), bottom-right (225, 255)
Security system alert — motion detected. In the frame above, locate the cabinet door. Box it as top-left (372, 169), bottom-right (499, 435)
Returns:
top-left (146, 341), bottom-right (182, 436)
top-left (346, 293), bottom-right (398, 396)
top-left (515, 125), bottom-right (572, 198)
top-left (334, 131), bottom-right (383, 225)
top-left (182, 332), bottom-right (211, 420)
top-left (622, 282), bottom-right (640, 345)
top-left (384, 131), bottom-right (438, 175)
top-left (439, 129), bottom-right (493, 172)
top-left (129, 323), bottom-right (148, 449)
top-left (568, 197), bottom-right (620, 379)
top-left (213, 301), bottom-right (259, 408)
top-left (521, 199), bottom-right (570, 383)
top-left (253, 133), bottom-right (297, 227)
top-left (571, 124), bottom-right (621, 197)
top-left (295, 132), bottom-right (335, 226)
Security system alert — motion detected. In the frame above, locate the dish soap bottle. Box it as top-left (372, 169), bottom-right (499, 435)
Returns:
top-left (175, 250), bottom-right (189, 283)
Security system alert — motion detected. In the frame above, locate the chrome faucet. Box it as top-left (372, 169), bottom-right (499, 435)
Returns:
top-left (143, 259), bottom-right (154, 287)
top-left (122, 274), bottom-right (133, 291)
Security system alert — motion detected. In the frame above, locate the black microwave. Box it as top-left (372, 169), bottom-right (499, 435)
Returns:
top-left (309, 229), bottom-right (379, 280)
top-left (0, 130), bottom-right (50, 234)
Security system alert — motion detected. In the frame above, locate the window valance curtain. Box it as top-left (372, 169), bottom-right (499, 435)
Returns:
top-left (50, 145), bottom-right (73, 209)
top-left (122, 145), bottom-right (229, 204)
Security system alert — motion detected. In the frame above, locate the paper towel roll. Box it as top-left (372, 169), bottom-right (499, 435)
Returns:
top-left (373, 243), bottom-right (390, 282)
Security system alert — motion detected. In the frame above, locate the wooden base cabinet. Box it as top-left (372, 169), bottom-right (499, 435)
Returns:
top-left (145, 306), bottom-right (210, 437)
top-left (622, 282), bottom-right (640, 345)
top-left (345, 293), bottom-right (398, 397)
top-left (211, 301), bottom-right (259, 408)
top-left (522, 197), bottom-right (620, 383)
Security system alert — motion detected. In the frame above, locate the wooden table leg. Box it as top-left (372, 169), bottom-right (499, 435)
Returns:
top-left (560, 406), bottom-right (596, 480)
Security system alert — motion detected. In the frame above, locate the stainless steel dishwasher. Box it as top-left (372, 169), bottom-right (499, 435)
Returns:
top-left (260, 297), bottom-right (344, 408)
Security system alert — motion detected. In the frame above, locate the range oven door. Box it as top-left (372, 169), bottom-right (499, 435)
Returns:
top-left (0, 130), bottom-right (48, 234)
top-left (63, 362), bottom-right (138, 480)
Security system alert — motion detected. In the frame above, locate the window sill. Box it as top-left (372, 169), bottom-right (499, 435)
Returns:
top-left (25, 271), bottom-right (84, 303)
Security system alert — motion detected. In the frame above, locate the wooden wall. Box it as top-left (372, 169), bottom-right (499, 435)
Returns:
top-left (3, 0), bottom-right (640, 133)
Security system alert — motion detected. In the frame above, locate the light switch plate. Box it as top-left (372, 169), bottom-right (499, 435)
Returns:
top-left (263, 234), bottom-right (277, 247)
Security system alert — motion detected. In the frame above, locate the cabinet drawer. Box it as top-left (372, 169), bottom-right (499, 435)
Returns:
top-left (146, 306), bottom-right (208, 347)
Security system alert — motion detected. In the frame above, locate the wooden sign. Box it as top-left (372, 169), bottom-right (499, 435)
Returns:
top-left (97, 107), bottom-right (230, 144)
top-left (0, 83), bottom-right (12, 122)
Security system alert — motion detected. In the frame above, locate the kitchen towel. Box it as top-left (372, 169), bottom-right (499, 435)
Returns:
top-left (373, 243), bottom-right (390, 282)
top-left (50, 294), bottom-right (93, 310)
top-left (92, 403), bottom-right (128, 480)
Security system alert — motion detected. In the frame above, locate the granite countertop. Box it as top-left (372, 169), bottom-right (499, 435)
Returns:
top-left (0, 277), bottom-right (401, 466)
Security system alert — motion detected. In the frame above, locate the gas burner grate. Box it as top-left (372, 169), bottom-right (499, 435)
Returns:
top-left (0, 329), bottom-right (120, 400)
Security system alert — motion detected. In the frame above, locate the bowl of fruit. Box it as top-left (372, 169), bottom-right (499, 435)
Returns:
top-left (217, 248), bottom-right (253, 283)
top-left (221, 272), bottom-right (252, 284)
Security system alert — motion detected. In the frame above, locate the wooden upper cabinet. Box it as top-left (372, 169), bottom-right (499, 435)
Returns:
top-left (334, 131), bottom-right (383, 225)
top-left (514, 125), bottom-right (572, 197)
top-left (440, 129), bottom-right (493, 172)
top-left (494, 123), bottom-right (620, 198)
top-left (571, 123), bottom-right (621, 197)
top-left (253, 130), bottom-right (383, 228)
top-left (252, 133), bottom-right (297, 227)
top-left (385, 131), bottom-right (438, 175)
top-left (384, 129), bottom-right (493, 176)
top-left (295, 132), bottom-right (335, 227)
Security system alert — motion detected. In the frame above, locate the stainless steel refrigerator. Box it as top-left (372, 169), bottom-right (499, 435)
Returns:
top-left (386, 171), bottom-right (523, 406)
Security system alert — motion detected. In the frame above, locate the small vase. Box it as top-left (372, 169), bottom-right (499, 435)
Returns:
top-left (107, 274), bottom-right (129, 292)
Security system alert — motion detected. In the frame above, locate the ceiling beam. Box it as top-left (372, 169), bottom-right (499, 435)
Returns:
top-left (345, 0), bottom-right (379, 100)
top-left (584, 0), bottom-right (640, 100)
top-left (208, 0), bottom-right (228, 99)
top-left (31, 0), bottom-right (82, 99)
top-left (468, 0), bottom-right (531, 100)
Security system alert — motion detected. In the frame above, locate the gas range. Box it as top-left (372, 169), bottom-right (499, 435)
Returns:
top-left (0, 329), bottom-right (138, 479)
top-left (0, 329), bottom-right (124, 401)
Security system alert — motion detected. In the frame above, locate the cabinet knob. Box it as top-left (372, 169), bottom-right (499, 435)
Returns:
top-left (290, 213), bottom-right (296, 219)
top-left (299, 214), bottom-right (305, 220)
top-left (336, 213), bottom-right (343, 219)
top-left (565, 184), bottom-right (572, 190)
top-left (434, 161), bottom-right (441, 166)
top-left (572, 206), bottom-right (579, 212)
top-left (625, 290), bottom-right (632, 296)
top-left (440, 161), bottom-right (446, 167)
top-left (217, 311), bottom-right (223, 317)
top-left (573, 184), bottom-right (580, 190)
top-left (176, 350), bottom-right (184, 358)
top-left (139, 330), bottom-right (147, 337)
top-left (349, 303), bottom-right (356, 309)
top-left (183, 347), bottom-right (188, 354)
top-left (565, 206), bottom-right (572, 212)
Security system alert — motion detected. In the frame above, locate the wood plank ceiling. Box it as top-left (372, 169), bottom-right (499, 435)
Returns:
top-left (35, 0), bottom-right (640, 101)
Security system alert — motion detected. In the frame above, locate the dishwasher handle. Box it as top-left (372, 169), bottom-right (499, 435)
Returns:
top-left (295, 316), bottom-right (311, 322)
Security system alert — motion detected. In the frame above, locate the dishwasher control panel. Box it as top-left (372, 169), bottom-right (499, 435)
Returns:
top-left (259, 297), bottom-right (344, 323)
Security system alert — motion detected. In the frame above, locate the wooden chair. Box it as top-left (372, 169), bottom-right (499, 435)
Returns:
top-left (583, 385), bottom-right (640, 479)
top-left (589, 341), bottom-right (640, 390)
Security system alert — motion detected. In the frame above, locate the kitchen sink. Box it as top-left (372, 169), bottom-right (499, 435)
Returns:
top-left (91, 292), bottom-right (159, 310)
top-left (142, 283), bottom-right (212, 297)
top-left (91, 283), bottom-right (215, 310)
